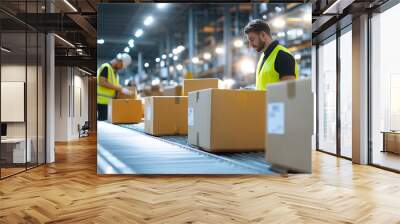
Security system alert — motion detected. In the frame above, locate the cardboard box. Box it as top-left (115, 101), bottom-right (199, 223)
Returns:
top-left (142, 85), bottom-right (162, 96)
top-left (163, 85), bottom-right (182, 96)
top-left (108, 99), bottom-right (142, 124)
top-left (116, 86), bottom-right (137, 99)
top-left (265, 79), bottom-right (313, 173)
top-left (188, 89), bottom-right (266, 152)
top-left (183, 78), bottom-right (220, 96)
top-left (144, 96), bottom-right (188, 136)
top-left (384, 132), bottom-right (400, 154)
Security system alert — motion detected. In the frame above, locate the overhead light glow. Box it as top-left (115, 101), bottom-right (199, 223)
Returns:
top-left (128, 39), bottom-right (134, 48)
top-left (97, 39), bottom-right (105, 44)
top-left (222, 78), bottom-right (236, 89)
top-left (176, 64), bottom-right (183, 71)
top-left (173, 55), bottom-right (178, 61)
top-left (233, 39), bottom-right (244, 48)
top-left (144, 16), bottom-right (154, 26)
top-left (169, 53), bottom-right (173, 58)
top-left (203, 52), bottom-right (211, 60)
top-left (155, 57), bottom-right (160, 62)
top-left (161, 54), bottom-right (167, 59)
top-left (192, 57), bottom-right (200, 64)
top-left (277, 32), bottom-right (285, 38)
top-left (135, 29), bottom-right (143, 38)
top-left (173, 45), bottom-right (185, 55)
top-left (157, 3), bottom-right (168, 9)
top-left (239, 58), bottom-right (255, 74)
top-left (63, 0), bottom-right (78, 12)
top-left (215, 46), bottom-right (224, 54)
top-left (160, 61), bottom-right (165, 67)
top-left (144, 63), bottom-right (149, 68)
top-left (177, 45), bottom-right (185, 53)
top-left (262, 15), bottom-right (267, 20)
top-left (272, 17), bottom-right (286, 29)
top-left (294, 53), bottom-right (301, 60)
top-left (124, 47), bottom-right (130, 53)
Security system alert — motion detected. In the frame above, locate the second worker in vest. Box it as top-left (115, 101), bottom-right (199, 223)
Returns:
top-left (97, 53), bottom-right (134, 121)
top-left (244, 19), bottom-right (299, 90)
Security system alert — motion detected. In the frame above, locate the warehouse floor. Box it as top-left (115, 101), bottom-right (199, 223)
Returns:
top-left (1, 134), bottom-right (400, 223)
top-left (98, 121), bottom-right (273, 174)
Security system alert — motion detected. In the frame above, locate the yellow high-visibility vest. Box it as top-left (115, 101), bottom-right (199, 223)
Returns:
top-left (97, 63), bottom-right (119, 105)
top-left (255, 44), bottom-right (299, 90)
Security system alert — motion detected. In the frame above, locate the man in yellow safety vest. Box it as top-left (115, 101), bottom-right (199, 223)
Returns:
top-left (97, 53), bottom-right (133, 121)
top-left (244, 19), bottom-right (299, 90)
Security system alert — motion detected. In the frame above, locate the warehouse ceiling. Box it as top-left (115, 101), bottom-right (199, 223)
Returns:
top-left (1, 0), bottom-right (307, 75)
top-left (312, 0), bottom-right (390, 44)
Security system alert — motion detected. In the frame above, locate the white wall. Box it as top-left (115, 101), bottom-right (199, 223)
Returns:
top-left (1, 64), bottom-right (46, 164)
top-left (55, 67), bottom-right (89, 141)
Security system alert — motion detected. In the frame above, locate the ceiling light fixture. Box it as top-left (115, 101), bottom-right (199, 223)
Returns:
top-left (144, 16), bottom-right (154, 26)
top-left (63, 0), bottom-right (78, 12)
top-left (54, 34), bottom-right (75, 48)
top-left (135, 29), bottom-right (143, 38)
top-left (1, 47), bottom-right (11, 53)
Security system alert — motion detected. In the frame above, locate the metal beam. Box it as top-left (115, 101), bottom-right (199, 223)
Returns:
top-left (55, 55), bottom-right (96, 71)
top-left (67, 13), bottom-right (97, 39)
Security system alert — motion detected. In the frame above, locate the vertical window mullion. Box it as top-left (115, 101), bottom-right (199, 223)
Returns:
top-left (336, 28), bottom-right (341, 157)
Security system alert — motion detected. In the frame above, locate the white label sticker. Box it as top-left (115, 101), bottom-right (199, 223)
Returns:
top-left (268, 102), bottom-right (285, 135)
top-left (188, 107), bottom-right (194, 126)
top-left (146, 106), bottom-right (152, 121)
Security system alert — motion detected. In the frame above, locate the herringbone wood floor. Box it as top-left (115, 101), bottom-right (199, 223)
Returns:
top-left (1, 135), bottom-right (400, 224)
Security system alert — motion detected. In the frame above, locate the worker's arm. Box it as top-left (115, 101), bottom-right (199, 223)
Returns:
top-left (275, 51), bottom-right (296, 81)
top-left (99, 76), bottom-right (122, 92)
top-left (98, 66), bottom-right (122, 92)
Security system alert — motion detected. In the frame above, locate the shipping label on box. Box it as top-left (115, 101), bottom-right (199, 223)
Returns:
top-left (188, 107), bottom-right (194, 127)
top-left (268, 102), bottom-right (285, 135)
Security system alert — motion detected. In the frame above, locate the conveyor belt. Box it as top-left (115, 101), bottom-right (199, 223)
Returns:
top-left (98, 121), bottom-right (275, 174)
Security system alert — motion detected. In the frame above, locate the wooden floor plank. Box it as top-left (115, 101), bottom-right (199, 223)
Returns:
top-left (0, 135), bottom-right (399, 223)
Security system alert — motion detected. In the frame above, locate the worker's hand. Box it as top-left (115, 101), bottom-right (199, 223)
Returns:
top-left (121, 88), bottom-right (134, 96)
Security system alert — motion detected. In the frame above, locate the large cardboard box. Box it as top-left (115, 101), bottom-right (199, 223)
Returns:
top-left (144, 96), bottom-right (188, 136)
top-left (163, 85), bottom-right (182, 96)
top-left (188, 89), bottom-right (266, 152)
top-left (116, 86), bottom-right (137, 99)
top-left (265, 79), bottom-right (313, 173)
top-left (183, 78), bottom-right (220, 96)
top-left (108, 99), bottom-right (142, 124)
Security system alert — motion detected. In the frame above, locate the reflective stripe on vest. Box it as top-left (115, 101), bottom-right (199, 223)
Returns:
top-left (255, 44), bottom-right (299, 91)
top-left (97, 63), bottom-right (119, 105)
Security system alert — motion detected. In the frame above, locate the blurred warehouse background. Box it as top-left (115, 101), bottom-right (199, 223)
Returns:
top-left (98, 3), bottom-right (312, 92)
